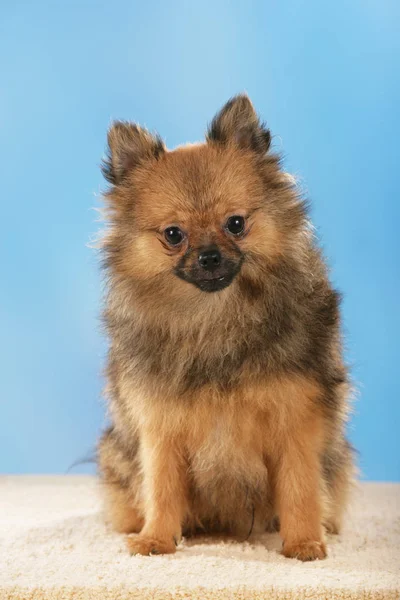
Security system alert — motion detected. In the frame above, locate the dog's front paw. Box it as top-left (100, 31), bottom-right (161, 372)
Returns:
top-left (282, 539), bottom-right (327, 561)
top-left (127, 534), bottom-right (177, 556)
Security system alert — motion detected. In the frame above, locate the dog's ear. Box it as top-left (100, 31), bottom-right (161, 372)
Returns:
top-left (207, 94), bottom-right (271, 155)
top-left (102, 121), bottom-right (165, 185)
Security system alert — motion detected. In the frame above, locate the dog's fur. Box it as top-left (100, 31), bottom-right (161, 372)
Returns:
top-left (97, 95), bottom-right (353, 561)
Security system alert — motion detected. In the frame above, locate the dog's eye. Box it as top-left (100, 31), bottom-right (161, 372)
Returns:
top-left (226, 215), bottom-right (245, 235)
top-left (164, 226), bottom-right (184, 246)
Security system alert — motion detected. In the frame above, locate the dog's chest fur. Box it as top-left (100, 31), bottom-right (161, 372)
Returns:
top-left (184, 396), bottom-right (272, 533)
top-left (128, 374), bottom-right (320, 533)
top-left (190, 409), bottom-right (267, 487)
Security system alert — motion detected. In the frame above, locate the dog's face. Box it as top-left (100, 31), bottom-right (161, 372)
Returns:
top-left (102, 96), bottom-right (304, 304)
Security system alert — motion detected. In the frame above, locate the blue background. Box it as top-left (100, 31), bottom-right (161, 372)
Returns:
top-left (1, 1), bottom-right (399, 480)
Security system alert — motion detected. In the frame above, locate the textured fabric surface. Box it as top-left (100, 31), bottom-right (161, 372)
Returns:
top-left (0, 476), bottom-right (399, 600)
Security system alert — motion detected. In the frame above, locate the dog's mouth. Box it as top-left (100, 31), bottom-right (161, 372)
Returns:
top-left (193, 273), bottom-right (236, 293)
top-left (175, 257), bottom-right (243, 293)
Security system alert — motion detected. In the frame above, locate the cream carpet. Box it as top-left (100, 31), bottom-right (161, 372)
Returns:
top-left (0, 476), bottom-right (399, 600)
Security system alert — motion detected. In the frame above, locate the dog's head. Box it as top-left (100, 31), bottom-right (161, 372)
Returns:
top-left (101, 95), bottom-right (306, 306)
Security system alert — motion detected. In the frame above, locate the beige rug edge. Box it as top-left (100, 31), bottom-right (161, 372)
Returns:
top-left (2, 585), bottom-right (399, 600)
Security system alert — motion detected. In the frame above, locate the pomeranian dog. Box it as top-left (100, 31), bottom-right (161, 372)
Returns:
top-left (98, 95), bottom-right (353, 561)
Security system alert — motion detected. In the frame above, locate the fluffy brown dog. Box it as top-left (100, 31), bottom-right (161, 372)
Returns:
top-left (98, 95), bottom-right (353, 561)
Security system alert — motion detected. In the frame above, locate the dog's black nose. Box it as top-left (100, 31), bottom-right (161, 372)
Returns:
top-left (198, 248), bottom-right (221, 272)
